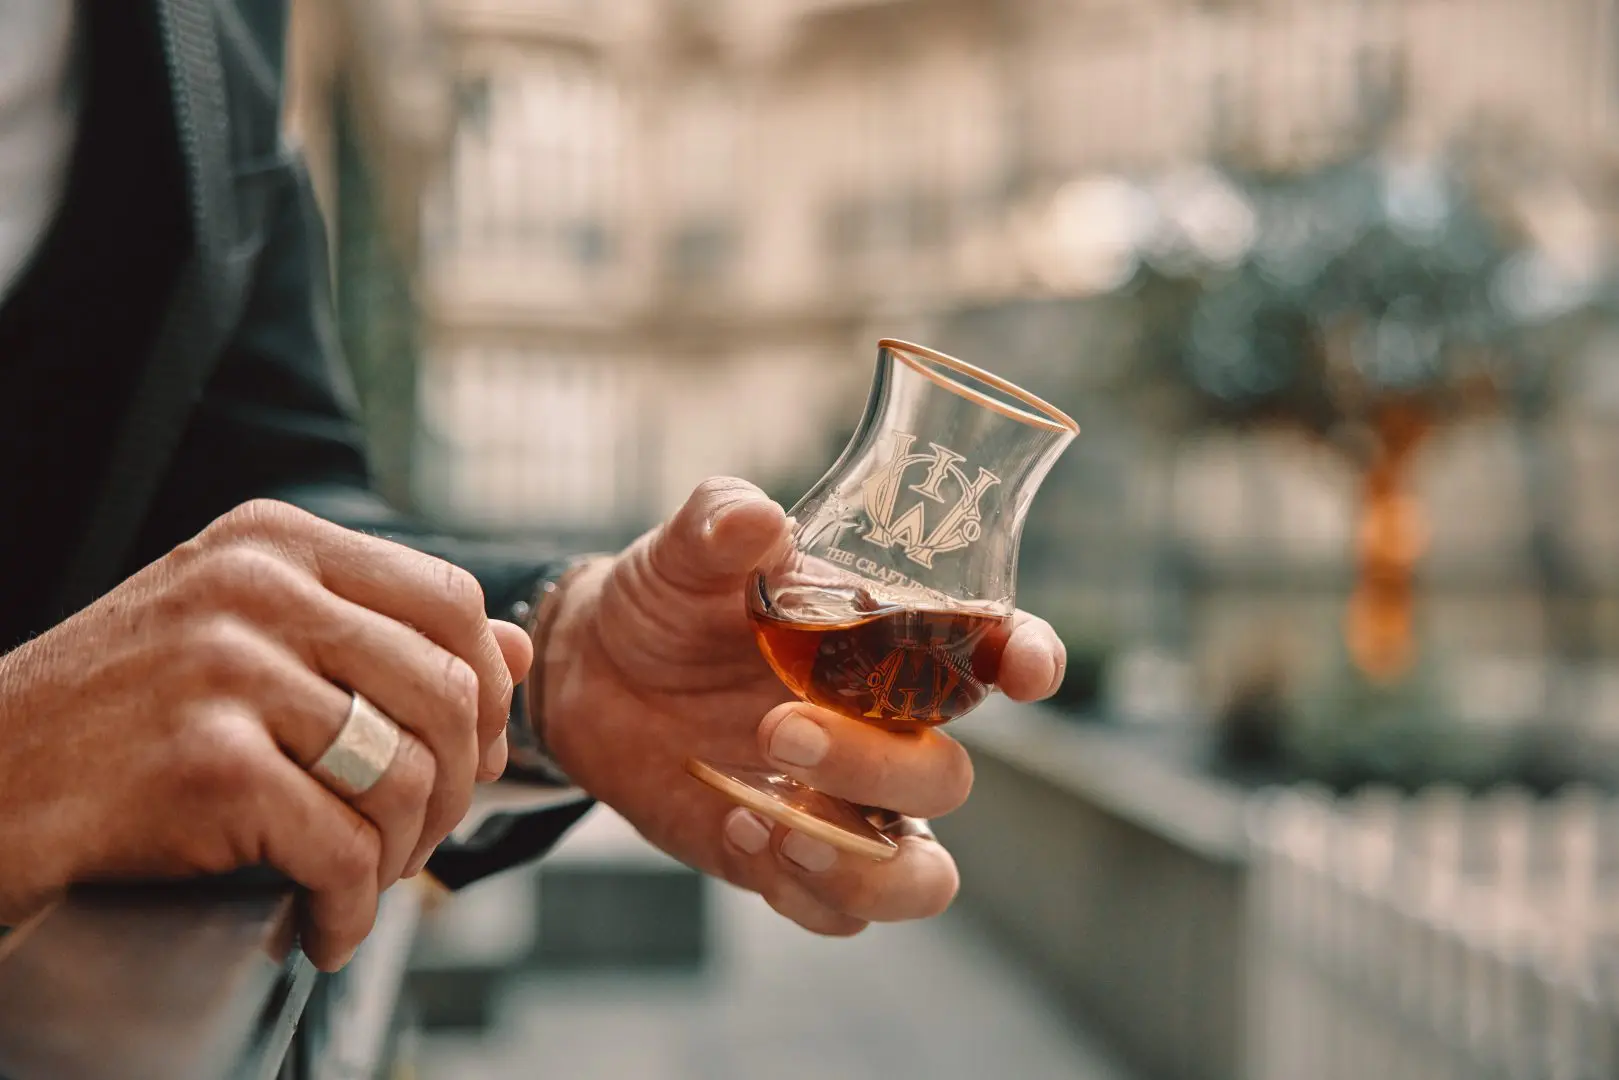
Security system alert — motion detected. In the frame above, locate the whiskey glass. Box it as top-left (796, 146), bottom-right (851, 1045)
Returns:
top-left (686, 340), bottom-right (1078, 859)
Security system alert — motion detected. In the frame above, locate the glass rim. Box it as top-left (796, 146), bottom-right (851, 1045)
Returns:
top-left (879, 339), bottom-right (1080, 436)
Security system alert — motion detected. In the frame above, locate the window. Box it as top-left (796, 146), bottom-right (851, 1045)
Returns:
top-left (455, 75), bottom-right (490, 135)
top-left (667, 219), bottom-right (736, 286)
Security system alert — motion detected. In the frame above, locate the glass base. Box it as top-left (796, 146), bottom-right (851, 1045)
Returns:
top-left (685, 759), bottom-right (899, 861)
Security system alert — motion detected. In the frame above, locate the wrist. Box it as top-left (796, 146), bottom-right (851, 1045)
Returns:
top-left (534, 556), bottom-right (612, 771)
top-left (511, 554), bottom-right (613, 784)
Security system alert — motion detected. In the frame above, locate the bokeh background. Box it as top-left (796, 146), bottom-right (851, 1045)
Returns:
top-left (282, 1), bottom-right (1619, 1077)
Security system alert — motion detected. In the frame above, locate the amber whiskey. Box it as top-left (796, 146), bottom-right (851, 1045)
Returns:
top-left (748, 575), bottom-right (1010, 732)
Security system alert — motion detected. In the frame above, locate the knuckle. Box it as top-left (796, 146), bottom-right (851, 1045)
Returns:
top-left (391, 738), bottom-right (436, 810)
top-left (433, 559), bottom-right (484, 618)
top-left (326, 818), bottom-right (381, 889)
top-left (692, 476), bottom-right (760, 508)
top-left (203, 544), bottom-right (302, 606)
top-left (179, 614), bottom-right (266, 687)
top-left (169, 530), bottom-right (211, 569)
top-left (425, 775), bottom-right (476, 847)
top-left (443, 780), bottom-right (476, 833)
top-left (931, 739), bottom-right (975, 815)
top-left (693, 476), bottom-right (740, 503)
top-left (918, 857), bottom-right (961, 920)
top-left (222, 498), bottom-right (307, 537)
top-left (439, 653), bottom-right (479, 719)
top-left (487, 656), bottom-right (515, 711)
top-left (202, 500), bottom-right (270, 541)
top-left (174, 710), bottom-right (264, 804)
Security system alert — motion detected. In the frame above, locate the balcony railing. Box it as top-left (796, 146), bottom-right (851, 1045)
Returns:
top-left (1249, 788), bottom-right (1619, 1079)
top-left (0, 873), bottom-right (423, 1080)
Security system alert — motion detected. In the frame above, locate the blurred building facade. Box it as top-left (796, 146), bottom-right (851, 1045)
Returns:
top-left (415, 0), bottom-right (868, 546)
top-left (284, 0), bottom-right (454, 509)
top-left (265, 12), bottom-right (1619, 1077)
top-left (288, 0), bottom-right (1619, 750)
top-left (413, 0), bottom-right (1619, 731)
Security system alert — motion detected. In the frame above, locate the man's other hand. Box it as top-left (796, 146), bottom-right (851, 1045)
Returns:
top-left (537, 479), bottom-right (1066, 936)
top-left (0, 500), bottom-right (528, 970)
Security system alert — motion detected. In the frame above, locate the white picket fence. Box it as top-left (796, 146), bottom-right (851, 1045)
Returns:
top-left (1247, 786), bottom-right (1619, 1080)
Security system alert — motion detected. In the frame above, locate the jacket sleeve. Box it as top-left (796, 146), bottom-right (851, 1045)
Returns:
top-left (131, 151), bottom-right (594, 889)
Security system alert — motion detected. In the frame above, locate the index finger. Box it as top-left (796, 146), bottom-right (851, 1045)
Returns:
top-left (756, 701), bottom-right (974, 819)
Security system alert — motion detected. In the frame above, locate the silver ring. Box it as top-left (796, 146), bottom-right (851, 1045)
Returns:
top-left (311, 692), bottom-right (401, 798)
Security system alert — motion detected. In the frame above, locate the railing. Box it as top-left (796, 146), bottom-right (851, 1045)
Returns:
top-left (946, 703), bottom-right (1619, 1080)
top-left (0, 873), bottom-right (423, 1080)
top-left (940, 702), bottom-right (1252, 1080)
top-left (1248, 787), bottom-right (1619, 1080)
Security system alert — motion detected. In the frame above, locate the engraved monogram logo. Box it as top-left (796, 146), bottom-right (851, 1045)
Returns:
top-left (860, 432), bottom-right (1001, 568)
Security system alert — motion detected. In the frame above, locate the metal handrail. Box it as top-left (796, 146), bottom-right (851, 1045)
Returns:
top-left (0, 875), bottom-right (424, 1080)
top-left (0, 874), bottom-right (309, 1080)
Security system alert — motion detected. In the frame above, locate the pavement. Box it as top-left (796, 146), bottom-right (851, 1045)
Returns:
top-left (413, 812), bottom-right (1133, 1080)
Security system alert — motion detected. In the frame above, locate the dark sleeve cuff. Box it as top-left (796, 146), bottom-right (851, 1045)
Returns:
top-left (424, 799), bottom-right (596, 890)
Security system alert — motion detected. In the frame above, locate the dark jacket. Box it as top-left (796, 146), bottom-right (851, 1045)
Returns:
top-left (2, 0), bottom-right (591, 888)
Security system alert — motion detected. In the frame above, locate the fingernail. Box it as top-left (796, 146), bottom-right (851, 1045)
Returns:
top-left (724, 809), bottom-right (772, 855)
top-left (703, 502), bottom-right (735, 540)
top-left (768, 711), bottom-right (830, 768)
top-left (478, 729), bottom-right (509, 781)
top-left (336, 945), bottom-right (360, 969)
top-left (781, 831), bottom-right (839, 873)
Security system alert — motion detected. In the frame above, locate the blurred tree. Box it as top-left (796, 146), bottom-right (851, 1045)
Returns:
top-left (1120, 142), bottom-right (1613, 788)
top-left (1142, 152), bottom-right (1518, 684)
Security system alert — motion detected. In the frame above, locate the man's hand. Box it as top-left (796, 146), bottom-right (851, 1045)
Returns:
top-left (0, 500), bottom-right (529, 970)
top-left (539, 479), bottom-right (1066, 935)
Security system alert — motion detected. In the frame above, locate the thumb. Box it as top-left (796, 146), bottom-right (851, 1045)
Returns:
top-left (647, 478), bottom-right (788, 591)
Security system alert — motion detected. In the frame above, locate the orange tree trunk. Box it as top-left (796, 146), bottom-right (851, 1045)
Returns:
top-left (1345, 403), bottom-right (1432, 685)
